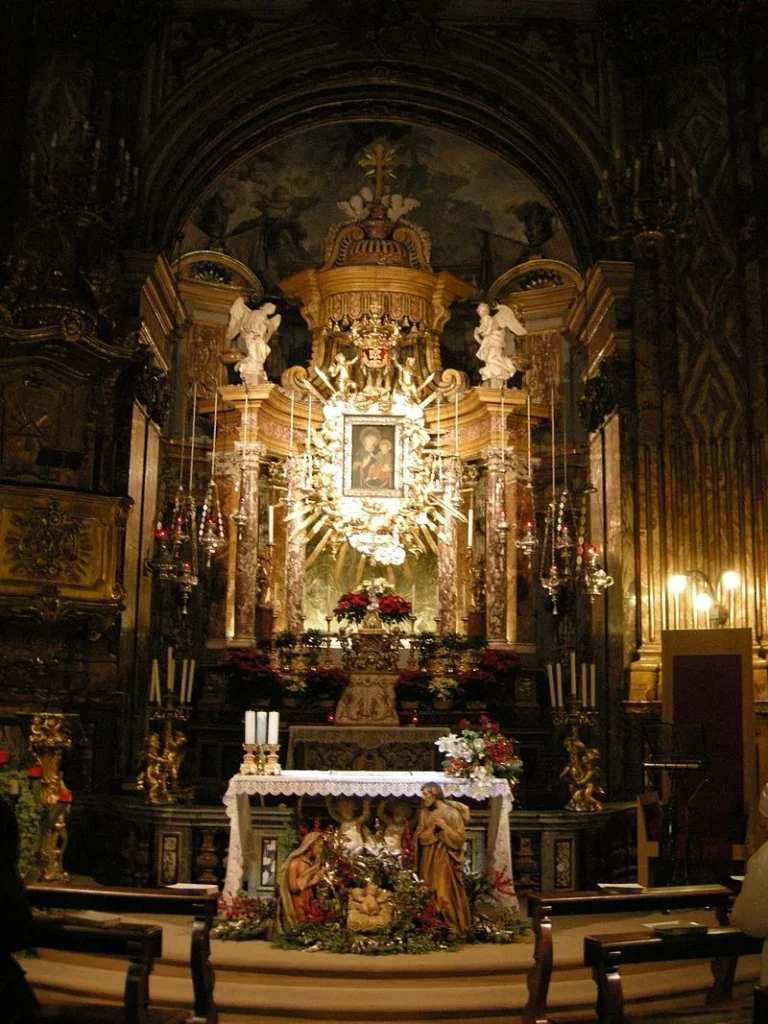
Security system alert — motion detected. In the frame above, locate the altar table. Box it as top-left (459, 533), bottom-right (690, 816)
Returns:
top-left (222, 770), bottom-right (515, 902)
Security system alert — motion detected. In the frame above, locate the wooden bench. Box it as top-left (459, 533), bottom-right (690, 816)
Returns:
top-left (523, 884), bottom-right (735, 1024)
top-left (27, 884), bottom-right (219, 1024)
top-left (584, 927), bottom-right (763, 1024)
top-left (755, 985), bottom-right (768, 1024)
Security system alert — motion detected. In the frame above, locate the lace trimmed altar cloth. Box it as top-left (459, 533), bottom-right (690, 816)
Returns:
top-left (222, 770), bottom-right (515, 906)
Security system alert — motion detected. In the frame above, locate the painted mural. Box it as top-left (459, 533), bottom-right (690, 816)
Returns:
top-left (181, 122), bottom-right (576, 289)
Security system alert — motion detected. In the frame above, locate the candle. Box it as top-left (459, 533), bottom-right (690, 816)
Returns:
top-left (454, 392), bottom-right (459, 454)
top-left (410, 583), bottom-right (416, 614)
top-left (180, 659), bottom-right (188, 703)
top-left (546, 664), bottom-right (556, 707)
top-left (243, 386), bottom-right (249, 446)
top-left (187, 660), bottom-right (195, 703)
top-left (590, 664), bottom-right (596, 708)
top-left (166, 647), bottom-right (175, 693)
top-left (268, 505), bottom-right (275, 545)
top-left (500, 387), bottom-right (505, 464)
top-left (150, 659), bottom-right (160, 703)
top-left (289, 391), bottom-right (295, 454)
top-left (267, 711), bottom-right (280, 745)
top-left (256, 710), bottom-right (267, 745)
top-left (467, 507), bottom-right (474, 548)
top-left (569, 651), bottom-right (577, 695)
top-left (245, 710), bottom-right (256, 745)
top-left (555, 664), bottom-right (563, 708)
top-left (581, 662), bottom-right (588, 707)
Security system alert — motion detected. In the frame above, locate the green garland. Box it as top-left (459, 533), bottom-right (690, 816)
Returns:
top-left (0, 767), bottom-right (47, 880)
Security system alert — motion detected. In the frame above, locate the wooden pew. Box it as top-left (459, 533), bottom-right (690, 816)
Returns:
top-left (27, 884), bottom-right (219, 1024)
top-left (523, 884), bottom-right (735, 1024)
top-left (584, 927), bottom-right (762, 1024)
top-left (755, 985), bottom-right (768, 1024)
top-left (28, 916), bottom-right (164, 1024)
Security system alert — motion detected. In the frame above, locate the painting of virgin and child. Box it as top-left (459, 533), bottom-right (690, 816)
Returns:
top-left (345, 420), bottom-right (401, 497)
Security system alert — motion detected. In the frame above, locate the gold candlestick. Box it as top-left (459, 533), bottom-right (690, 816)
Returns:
top-left (552, 698), bottom-right (603, 813)
top-left (264, 743), bottom-right (282, 775)
top-left (240, 743), bottom-right (262, 775)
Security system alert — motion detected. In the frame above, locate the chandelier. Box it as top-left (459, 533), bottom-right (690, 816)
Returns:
top-left (285, 341), bottom-right (463, 566)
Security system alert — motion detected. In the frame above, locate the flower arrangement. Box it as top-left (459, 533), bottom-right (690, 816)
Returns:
top-left (457, 669), bottom-right (498, 704)
top-left (304, 666), bottom-right (350, 703)
top-left (435, 717), bottom-right (523, 799)
top-left (334, 578), bottom-right (411, 626)
top-left (394, 670), bottom-right (431, 704)
top-left (429, 675), bottom-right (459, 701)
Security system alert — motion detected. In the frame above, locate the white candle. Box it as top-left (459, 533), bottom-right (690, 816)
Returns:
top-left (289, 391), bottom-right (295, 454)
top-left (569, 652), bottom-right (577, 695)
top-left (245, 711), bottom-right (256, 745)
top-left (267, 711), bottom-right (280, 745)
top-left (590, 664), bottom-right (596, 708)
top-left (467, 507), bottom-right (474, 548)
top-left (187, 660), bottom-right (195, 704)
top-left (581, 662), bottom-right (587, 707)
top-left (268, 505), bottom-right (275, 545)
top-left (166, 647), bottom-right (175, 693)
top-left (410, 584), bottom-right (416, 613)
top-left (555, 664), bottom-right (563, 708)
top-left (180, 659), bottom-right (188, 703)
top-left (256, 710), bottom-right (267, 745)
top-left (546, 664), bottom-right (556, 707)
top-left (150, 659), bottom-right (160, 704)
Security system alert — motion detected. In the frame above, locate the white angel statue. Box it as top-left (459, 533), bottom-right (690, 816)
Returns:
top-left (226, 297), bottom-right (281, 387)
top-left (474, 302), bottom-right (527, 385)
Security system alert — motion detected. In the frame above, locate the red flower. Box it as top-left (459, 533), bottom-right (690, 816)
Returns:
top-left (458, 718), bottom-right (470, 730)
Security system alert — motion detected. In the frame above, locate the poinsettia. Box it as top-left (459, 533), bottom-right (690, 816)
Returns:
top-left (334, 579), bottom-right (411, 625)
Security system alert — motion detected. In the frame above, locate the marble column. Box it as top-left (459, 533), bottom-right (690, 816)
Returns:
top-left (233, 442), bottom-right (265, 644)
top-left (436, 456), bottom-right (460, 633)
top-left (284, 456), bottom-right (306, 633)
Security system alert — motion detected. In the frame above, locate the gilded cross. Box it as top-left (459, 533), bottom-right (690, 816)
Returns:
top-left (358, 143), bottom-right (398, 203)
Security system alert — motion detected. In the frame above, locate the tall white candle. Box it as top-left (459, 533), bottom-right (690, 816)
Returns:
top-left (268, 505), bottom-right (275, 545)
top-left (590, 663), bottom-right (596, 708)
top-left (581, 662), bottom-right (587, 707)
top-left (289, 390), bottom-right (295, 454)
top-left (267, 711), bottom-right (280, 745)
top-left (166, 647), bottom-right (174, 693)
top-left (569, 651), bottom-right (577, 695)
top-left (245, 711), bottom-right (256, 745)
top-left (454, 393), bottom-right (459, 454)
top-left (546, 664), bottom-right (556, 707)
top-left (256, 710), bottom-right (267, 745)
top-left (150, 659), bottom-right (160, 704)
top-left (180, 659), bottom-right (188, 704)
top-left (467, 507), bottom-right (474, 548)
top-left (187, 660), bottom-right (195, 704)
top-left (555, 664), bottom-right (563, 708)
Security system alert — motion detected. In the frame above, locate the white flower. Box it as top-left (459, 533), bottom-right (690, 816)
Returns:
top-left (473, 737), bottom-right (486, 753)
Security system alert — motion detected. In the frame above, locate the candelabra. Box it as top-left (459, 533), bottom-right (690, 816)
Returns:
top-left (137, 688), bottom-right (192, 805)
top-left (240, 743), bottom-right (282, 775)
top-left (552, 698), bottom-right (603, 813)
top-left (597, 137), bottom-right (699, 253)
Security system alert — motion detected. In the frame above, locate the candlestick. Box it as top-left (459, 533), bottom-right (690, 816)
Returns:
top-left (289, 390), bottom-right (295, 454)
top-left (255, 710), bottom-right (267, 745)
top-left (187, 660), bottom-right (195, 704)
top-left (245, 711), bottom-right (256, 745)
top-left (569, 651), bottom-right (577, 695)
top-left (590, 663), bottom-right (596, 708)
top-left (150, 659), bottom-right (160, 704)
top-left (267, 711), bottom-right (280, 745)
top-left (166, 647), bottom-right (174, 693)
top-left (268, 505), bottom-right (275, 545)
top-left (410, 583), bottom-right (416, 615)
top-left (581, 662), bottom-right (587, 707)
top-left (555, 663), bottom-right (563, 708)
top-left (547, 663), bottom-right (556, 707)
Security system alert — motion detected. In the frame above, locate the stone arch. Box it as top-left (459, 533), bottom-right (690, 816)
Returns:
top-left (137, 30), bottom-right (611, 267)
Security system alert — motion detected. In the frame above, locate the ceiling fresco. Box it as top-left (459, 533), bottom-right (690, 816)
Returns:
top-left (181, 122), bottom-right (577, 291)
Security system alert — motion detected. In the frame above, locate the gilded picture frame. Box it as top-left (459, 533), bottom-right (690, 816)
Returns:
top-left (343, 415), bottom-right (403, 498)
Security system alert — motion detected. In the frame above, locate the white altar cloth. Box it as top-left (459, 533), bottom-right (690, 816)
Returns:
top-left (222, 770), bottom-right (514, 902)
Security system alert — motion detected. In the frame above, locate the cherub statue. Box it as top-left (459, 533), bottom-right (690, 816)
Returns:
top-left (382, 192), bottom-right (420, 223)
top-left (347, 883), bottom-right (393, 932)
top-left (337, 186), bottom-right (374, 223)
top-left (164, 728), bottom-right (187, 791)
top-left (375, 798), bottom-right (418, 854)
top-left (392, 353), bottom-right (419, 402)
top-left (226, 296), bottom-right (281, 387)
top-left (474, 302), bottom-right (527, 385)
top-left (327, 351), bottom-right (358, 397)
top-left (560, 736), bottom-right (604, 812)
top-left (326, 795), bottom-right (371, 853)
top-left (136, 733), bottom-right (168, 804)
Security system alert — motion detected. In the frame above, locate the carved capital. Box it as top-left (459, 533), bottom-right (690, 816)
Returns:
top-left (578, 356), bottom-right (633, 433)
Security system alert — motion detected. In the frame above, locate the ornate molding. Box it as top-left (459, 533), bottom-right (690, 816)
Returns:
top-left (578, 356), bottom-right (632, 433)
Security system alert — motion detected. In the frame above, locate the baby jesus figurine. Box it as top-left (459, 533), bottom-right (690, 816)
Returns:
top-left (326, 795), bottom-right (372, 854)
top-left (347, 883), bottom-right (392, 932)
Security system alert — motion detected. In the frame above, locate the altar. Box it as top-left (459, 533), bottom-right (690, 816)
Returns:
top-left (222, 770), bottom-right (515, 904)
